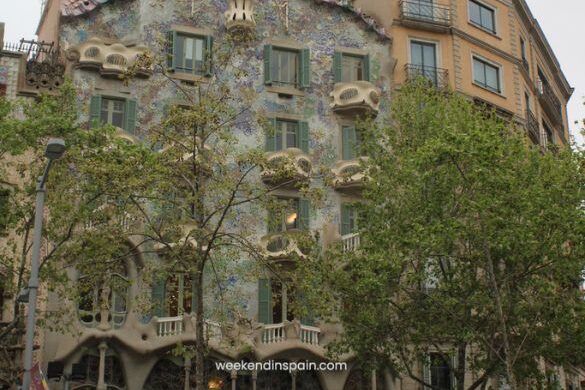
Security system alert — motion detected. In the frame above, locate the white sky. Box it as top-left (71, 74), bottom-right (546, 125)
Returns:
top-left (1, 0), bottom-right (584, 146)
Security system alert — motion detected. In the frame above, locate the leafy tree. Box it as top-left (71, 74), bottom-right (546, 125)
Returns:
top-left (300, 81), bottom-right (585, 390)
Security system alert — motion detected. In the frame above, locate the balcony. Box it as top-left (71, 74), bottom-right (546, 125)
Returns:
top-left (3, 39), bottom-right (66, 93)
top-left (225, 0), bottom-right (256, 32)
top-left (260, 321), bottom-right (321, 346)
top-left (341, 233), bottom-right (361, 253)
top-left (400, 0), bottom-right (451, 30)
top-left (525, 110), bottom-right (540, 146)
top-left (536, 79), bottom-right (563, 125)
top-left (330, 81), bottom-right (381, 117)
top-left (261, 148), bottom-right (312, 187)
top-left (260, 231), bottom-right (312, 260)
top-left (331, 158), bottom-right (368, 193)
top-left (67, 37), bottom-right (151, 78)
top-left (405, 64), bottom-right (449, 89)
top-left (155, 315), bottom-right (222, 340)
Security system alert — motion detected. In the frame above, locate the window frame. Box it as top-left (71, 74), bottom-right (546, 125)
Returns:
top-left (471, 55), bottom-right (503, 95)
top-left (265, 117), bottom-right (309, 154)
top-left (174, 33), bottom-right (207, 76)
top-left (167, 26), bottom-right (214, 80)
top-left (264, 43), bottom-right (311, 91)
top-left (467, 0), bottom-right (497, 35)
top-left (100, 97), bottom-right (126, 129)
top-left (424, 352), bottom-right (455, 390)
top-left (333, 50), bottom-right (371, 83)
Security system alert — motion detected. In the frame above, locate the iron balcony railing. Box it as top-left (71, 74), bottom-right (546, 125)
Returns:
top-left (525, 109), bottom-right (540, 146)
top-left (522, 58), bottom-right (529, 73)
top-left (405, 64), bottom-right (449, 89)
top-left (400, 0), bottom-right (451, 26)
top-left (536, 79), bottom-right (563, 125)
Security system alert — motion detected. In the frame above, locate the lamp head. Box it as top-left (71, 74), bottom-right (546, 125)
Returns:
top-left (45, 138), bottom-right (66, 160)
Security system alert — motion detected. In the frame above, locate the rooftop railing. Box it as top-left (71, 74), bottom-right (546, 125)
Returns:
top-left (400, 0), bottom-right (451, 26)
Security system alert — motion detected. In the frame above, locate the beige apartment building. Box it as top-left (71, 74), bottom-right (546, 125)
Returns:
top-left (0, 0), bottom-right (580, 389)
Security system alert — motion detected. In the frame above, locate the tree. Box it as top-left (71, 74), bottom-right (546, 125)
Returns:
top-left (300, 80), bottom-right (585, 389)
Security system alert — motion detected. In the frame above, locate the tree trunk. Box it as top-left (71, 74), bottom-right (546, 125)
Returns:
top-left (194, 258), bottom-right (205, 390)
top-left (194, 260), bottom-right (205, 390)
top-left (484, 245), bottom-right (517, 390)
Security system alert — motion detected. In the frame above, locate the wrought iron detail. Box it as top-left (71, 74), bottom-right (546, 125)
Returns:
top-left (525, 109), bottom-right (540, 146)
top-left (400, 0), bottom-right (451, 26)
top-left (3, 39), bottom-right (65, 92)
top-left (405, 64), bottom-right (449, 89)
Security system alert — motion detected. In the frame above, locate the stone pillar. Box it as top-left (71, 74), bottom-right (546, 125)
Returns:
top-left (184, 357), bottom-right (192, 390)
top-left (97, 286), bottom-right (111, 331)
top-left (231, 369), bottom-right (238, 390)
top-left (252, 369), bottom-right (257, 390)
top-left (371, 369), bottom-right (377, 390)
top-left (96, 342), bottom-right (108, 390)
top-left (291, 369), bottom-right (297, 390)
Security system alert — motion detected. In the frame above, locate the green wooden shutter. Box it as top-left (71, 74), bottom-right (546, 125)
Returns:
top-left (299, 121), bottom-right (309, 153)
top-left (363, 54), bottom-right (371, 82)
top-left (300, 48), bottom-right (311, 88)
top-left (265, 118), bottom-right (277, 152)
top-left (342, 125), bottom-right (357, 160)
top-left (298, 199), bottom-right (310, 231)
top-left (89, 95), bottom-right (102, 128)
top-left (167, 31), bottom-right (177, 71)
top-left (333, 51), bottom-right (343, 83)
top-left (258, 278), bottom-right (272, 324)
top-left (204, 35), bottom-right (214, 77)
top-left (264, 45), bottom-right (273, 85)
top-left (151, 278), bottom-right (166, 317)
top-left (125, 99), bottom-right (137, 134)
top-left (340, 204), bottom-right (352, 236)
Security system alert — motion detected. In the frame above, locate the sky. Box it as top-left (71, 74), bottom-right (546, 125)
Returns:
top-left (1, 0), bottom-right (584, 146)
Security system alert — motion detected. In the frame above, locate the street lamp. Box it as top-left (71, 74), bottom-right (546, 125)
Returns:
top-left (21, 138), bottom-right (65, 390)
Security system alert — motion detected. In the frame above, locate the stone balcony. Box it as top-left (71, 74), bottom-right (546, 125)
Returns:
top-left (331, 158), bottom-right (368, 193)
top-left (260, 231), bottom-right (312, 261)
top-left (330, 81), bottom-right (380, 117)
top-left (261, 148), bottom-right (312, 187)
top-left (341, 233), bottom-right (361, 253)
top-left (67, 37), bottom-right (151, 78)
top-left (225, 0), bottom-right (256, 32)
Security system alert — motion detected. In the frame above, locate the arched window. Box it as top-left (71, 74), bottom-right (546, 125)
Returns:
top-left (70, 352), bottom-right (125, 389)
top-left (77, 259), bottom-right (129, 328)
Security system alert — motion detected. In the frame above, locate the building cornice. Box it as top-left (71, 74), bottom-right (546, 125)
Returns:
top-left (513, 0), bottom-right (573, 99)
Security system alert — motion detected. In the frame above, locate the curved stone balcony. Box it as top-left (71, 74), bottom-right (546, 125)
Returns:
top-left (330, 81), bottom-right (380, 116)
top-left (331, 158), bottom-right (368, 192)
top-left (67, 37), bottom-right (151, 78)
top-left (261, 148), bottom-right (312, 187)
top-left (260, 231), bottom-right (312, 260)
top-left (225, 0), bottom-right (256, 32)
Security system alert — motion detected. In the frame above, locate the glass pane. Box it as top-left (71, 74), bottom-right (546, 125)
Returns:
top-left (184, 37), bottom-right (194, 70)
top-left (485, 64), bottom-right (499, 91)
top-left (111, 112), bottom-right (124, 128)
top-left (411, 42), bottom-right (423, 66)
top-left (422, 44), bottom-right (436, 68)
top-left (183, 275), bottom-right (193, 314)
top-left (275, 121), bottom-right (284, 151)
top-left (342, 56), bottom-right (364, 82)
top-left (166, 275), bottom-right (179, 317)
top-left (473, 59), bottom-right (485, 85)
top-left (286, 122), bottom-right (298, 148)
top-left (176, 35), bottom-right (185, 69)
top-left (481, 7), bottom-right (494, 32)
top-left (469, 1), bottom-right (481, 25)
top-left (194, 38), bottom-right (204, 74)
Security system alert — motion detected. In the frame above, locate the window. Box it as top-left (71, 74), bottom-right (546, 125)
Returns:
top-left (340, 204), bottom-right (358, 236)
top-left (89, 95), bottom-right (137, 133)
top-left (78, 261), bottom-right (129, 328)
top-left (258, 278), bottom-right (313, 325)
top-left (165, 273), bottom-right (196, 316)
top-left (265, 118), bottom-right (309, 153)
top-left (473, 57), bottom-right (501, 93)
top-left (268, 197), bottom-right (310, 233)
top-left (543, 121), bottom-right (554, 148)
top-left (167, 31), bottom-right (213, 77)
top-left (73, 353), bottom-right (125, 387)
top-left (342, 125), bottom-right (363, 160)
top-left (425, 353), bottom-right (453, 390)
top-left (333, 52), bottom-right (371, 83)
top-left (469, 0), bottom-right (496, 34)
top-left (409, 41), bottom-right (439, 86)
top-left (520, 37), bottom-right (529, 71)
top-left (264, 45), bottom-right (311, 88)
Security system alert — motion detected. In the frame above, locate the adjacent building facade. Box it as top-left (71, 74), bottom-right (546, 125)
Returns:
top-left (0, 0), bottom-right (579, 389)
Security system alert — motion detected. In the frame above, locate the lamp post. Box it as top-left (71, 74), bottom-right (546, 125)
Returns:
top-left (21, 138), bottom-right (66, 390)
